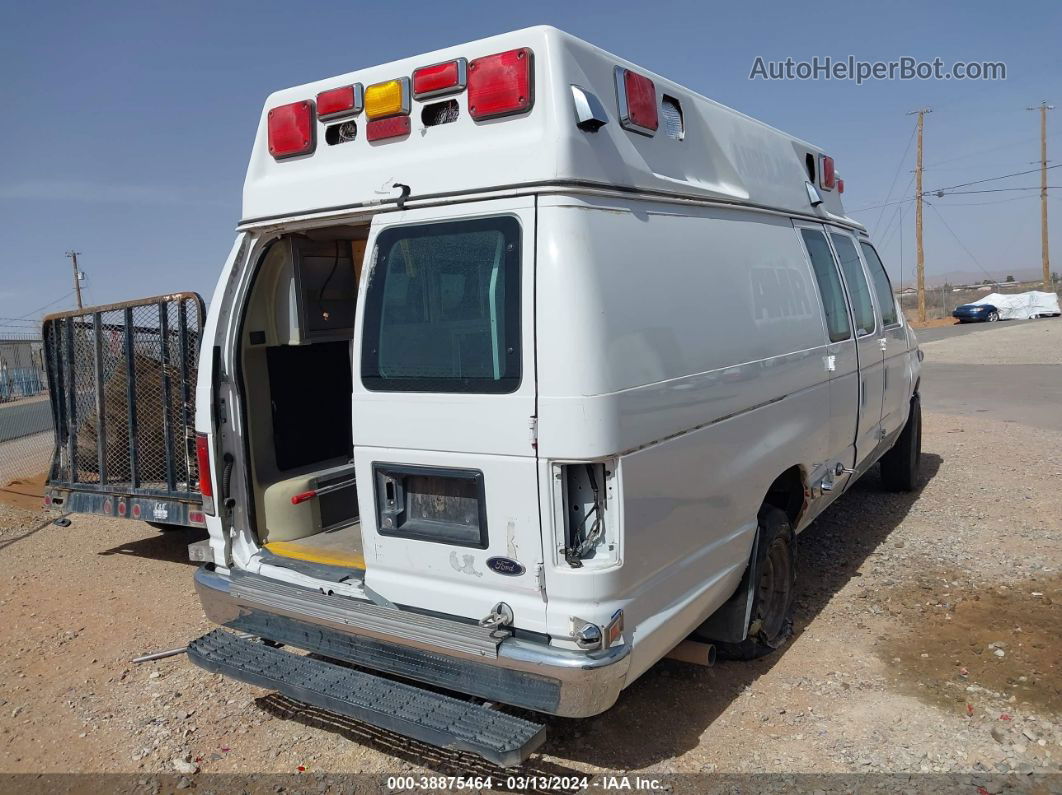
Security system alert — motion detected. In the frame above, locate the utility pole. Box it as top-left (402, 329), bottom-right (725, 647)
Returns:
top-left (65, 250), bottom-right (83, 310)
top-left (1027, 101), bottom-right (1054, 287)
top-left (907, 108), bottom-right (931, 322)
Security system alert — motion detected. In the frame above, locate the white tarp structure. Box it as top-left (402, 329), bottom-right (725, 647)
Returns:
top-left (972, 291), bottom-right (1061, 320)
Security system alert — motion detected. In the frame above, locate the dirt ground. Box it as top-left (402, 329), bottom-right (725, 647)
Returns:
top-left (0, 345), bottom-right (1060, 785)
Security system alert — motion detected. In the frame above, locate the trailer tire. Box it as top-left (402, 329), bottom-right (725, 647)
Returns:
top-left (880, 394), bottom-right (922, 492)
top-left (715, 506), bottom-right (795, 661)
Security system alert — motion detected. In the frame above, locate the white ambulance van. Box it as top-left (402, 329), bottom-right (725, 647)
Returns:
top-left (44, 27), bottom-right (921, 766)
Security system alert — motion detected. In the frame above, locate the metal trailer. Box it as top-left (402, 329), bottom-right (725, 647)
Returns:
top-left (42, 293), bottom-right (206, 528)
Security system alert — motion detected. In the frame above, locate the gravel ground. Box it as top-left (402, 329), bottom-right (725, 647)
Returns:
top-left (919, 318), bottom-right (1062, 365)
top-left (0, 338), bottom-right (1059, 786)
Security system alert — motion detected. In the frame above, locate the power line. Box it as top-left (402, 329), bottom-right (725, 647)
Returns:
top-left (872, 122), bottom-right (918, 236)
top-left (8, 291), bottom-right (76, 321)
top-left (925, 163), bottom-right (1061, 194)
top-left (926, 202), bottom-right (997, 283)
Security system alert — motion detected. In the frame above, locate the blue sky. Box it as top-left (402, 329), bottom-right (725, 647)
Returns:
top-left (1, 0), bottom-right (1058, 327)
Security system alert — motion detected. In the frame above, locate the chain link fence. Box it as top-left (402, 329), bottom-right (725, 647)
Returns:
top-left (0, 330), bottom-right (53, 488)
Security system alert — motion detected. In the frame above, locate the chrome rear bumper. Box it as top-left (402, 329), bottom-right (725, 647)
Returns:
top-left (194, 565), bottom-right (630, 717)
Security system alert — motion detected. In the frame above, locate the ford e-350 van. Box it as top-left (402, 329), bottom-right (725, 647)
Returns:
top-left (43, 27), bottom-right (921, 766)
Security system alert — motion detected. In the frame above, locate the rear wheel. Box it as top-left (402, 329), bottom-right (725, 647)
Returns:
top-left (715, 506), bottom-right (796, 661)
top-left (880, 394), bottom-right (922, 492)
top-left (987, 311), bottom-right (999, 322)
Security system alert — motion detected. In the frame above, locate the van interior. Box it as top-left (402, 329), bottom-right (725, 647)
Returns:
top-left (239, 224), bottom-right (367, 573)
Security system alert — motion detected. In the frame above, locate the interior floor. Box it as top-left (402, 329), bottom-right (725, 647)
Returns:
top-left (263, 521), bottom-right (365, 570)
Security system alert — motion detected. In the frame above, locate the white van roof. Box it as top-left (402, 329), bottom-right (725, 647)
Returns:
top-left (242, 26), bottom-right (860, 229)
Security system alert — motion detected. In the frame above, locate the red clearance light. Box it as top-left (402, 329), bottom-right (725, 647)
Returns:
top-left (615, 67), bottom-right (658, 136)
top-left (820, 155), bottom-right (836, 190)
top-left (316, 84), bottom-right (363, 119)
top-left (268, 100), bottom-right (315, 159)
top-left (467, 48), bottom-right (533, 121)
top-left (413, 59), bottom-right (467, 100)
top-left (195, 432), bottom-right (213, 498)
top-left (366, 115), bottom-right (411, 142)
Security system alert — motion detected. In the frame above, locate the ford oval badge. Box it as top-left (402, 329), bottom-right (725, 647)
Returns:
top-left (486, 557), bottom-right (525, 576)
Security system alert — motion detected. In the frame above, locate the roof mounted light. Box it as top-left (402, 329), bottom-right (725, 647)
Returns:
top-left (365, 78), bottom-right (410, 120)
top-left (615, 67), bottom-right (658, 136)
top-left (412, 59), bottom-right (467, 100)
top-left (819, 155), bottom-right (836, 191)
top-left (316, 84), bottom-right (363, 120)
top-left (468, 48), bottom-right (534, 121)
top-left (267, 100), bottom-right (315, 160)
top-left (366, 115), bottom-right (411, 142)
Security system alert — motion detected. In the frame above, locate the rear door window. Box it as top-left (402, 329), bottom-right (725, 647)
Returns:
top-left (859, 242), bottom-right (899, 326)
top-left (799, 228), bottom-right (851, 343)
top-left (361, 216), bottom-right (521, 393)
top-left (829, 233), bottom-right (876, 336)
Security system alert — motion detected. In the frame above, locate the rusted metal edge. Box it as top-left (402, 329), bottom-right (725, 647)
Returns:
top-left (41, 292), bottom-right (205, 325)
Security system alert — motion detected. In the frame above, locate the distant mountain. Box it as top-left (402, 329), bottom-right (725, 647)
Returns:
top-left (895, 266), bottom-right (1048, 289)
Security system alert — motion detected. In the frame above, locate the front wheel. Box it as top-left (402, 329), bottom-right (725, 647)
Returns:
top-left (880, 394), bottom-right (922, 492)
top-left (714, 506), bottom-right (796, 661)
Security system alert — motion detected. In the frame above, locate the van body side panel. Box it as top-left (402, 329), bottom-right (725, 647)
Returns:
top-left (351, 197), bottom-right (547, 632)
top-left (535, 197), bottom-right (830, 669)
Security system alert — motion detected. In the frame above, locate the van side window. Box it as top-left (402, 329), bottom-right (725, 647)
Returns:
top-left (859, 242), bottom-right (899, 326)
top-left (799, 228), bottom-right (851, 342)
top-left (829, 233), bottom-right (876, 336)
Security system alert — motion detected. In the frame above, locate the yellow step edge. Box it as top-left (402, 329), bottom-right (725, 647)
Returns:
top-left (264, 541), bottom-right (365, 570)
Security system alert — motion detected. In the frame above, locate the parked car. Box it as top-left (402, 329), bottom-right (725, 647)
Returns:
top-left (43, 26), bottom-right (924, 767)
top-left (953, 303), bottom-right (999, 322)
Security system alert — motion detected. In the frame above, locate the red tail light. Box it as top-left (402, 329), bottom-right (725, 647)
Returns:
top-left (267, 100), bottom-right (315, 159)
top-left (836, 177), bottom-right (845, 194)
top-left (412, 59), bottom-right (467, 100)
top-left (366, 115), bottom-right (411, 142)
top-left (195, 433), bottom-right (213, 498)
top-left (316, 85), bottom-right (362, 119)
top-left (819, 155), bottom-right (836, 190)
top-left (615, 67), bottom-right (658, 136)
top-left (468, 48), bottom-right (533, 121)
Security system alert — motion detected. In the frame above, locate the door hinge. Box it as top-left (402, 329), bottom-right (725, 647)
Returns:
top-left (535, 563), bottom-right (545, 593)
top-left (879, 338), bottom-right (888, 352)
top-left (528, 416), bottom-right (538, 449)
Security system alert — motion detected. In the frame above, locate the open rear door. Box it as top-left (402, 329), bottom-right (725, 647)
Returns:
top-left (43, 293), bottom-right (207, 527)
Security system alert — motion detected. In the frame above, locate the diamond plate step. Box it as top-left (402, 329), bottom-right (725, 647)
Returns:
top-left (186, 629), bottom-right (546, 767)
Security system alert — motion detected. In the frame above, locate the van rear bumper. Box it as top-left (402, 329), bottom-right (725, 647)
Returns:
top-left (193, 565), bottom-right (630, 718)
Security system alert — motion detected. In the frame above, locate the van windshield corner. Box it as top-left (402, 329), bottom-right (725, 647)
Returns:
top-left (360, 216), bottom-right (522, 394)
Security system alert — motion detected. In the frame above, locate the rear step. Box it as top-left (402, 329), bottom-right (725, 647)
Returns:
top-left (186, 629), bottom-right (547, 767)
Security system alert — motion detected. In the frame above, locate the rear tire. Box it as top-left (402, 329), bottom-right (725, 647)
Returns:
top-left (987, 311), bottom-right (999, 322)
top-left (880, 394), bottom-right (922, 492)
top-left (715, 506), bottom-right (796, 661)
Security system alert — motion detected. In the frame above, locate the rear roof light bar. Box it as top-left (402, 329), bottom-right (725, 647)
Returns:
top-left (819, 155), bottom-right (836, 191)
top-left (365, 78), bottom-right (411, 120)
top-left (468, 48), bottom-right (534, 121)
top-left (267, 100), bottom-right (315, 159)
top-left (316, 84), bottom-right (363, 120)
top-left (615, 67), bottom-right (658, 136)
top-left (412, 58), bottom-right (468, 100)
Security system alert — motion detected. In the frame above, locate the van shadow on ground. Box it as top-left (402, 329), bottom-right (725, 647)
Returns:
top-left (98, 525), bottom-right (208, 565)
top-left (547, 453), bottom-right (943, 771)
top-left (254, 454), bottom-right (941, 778)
